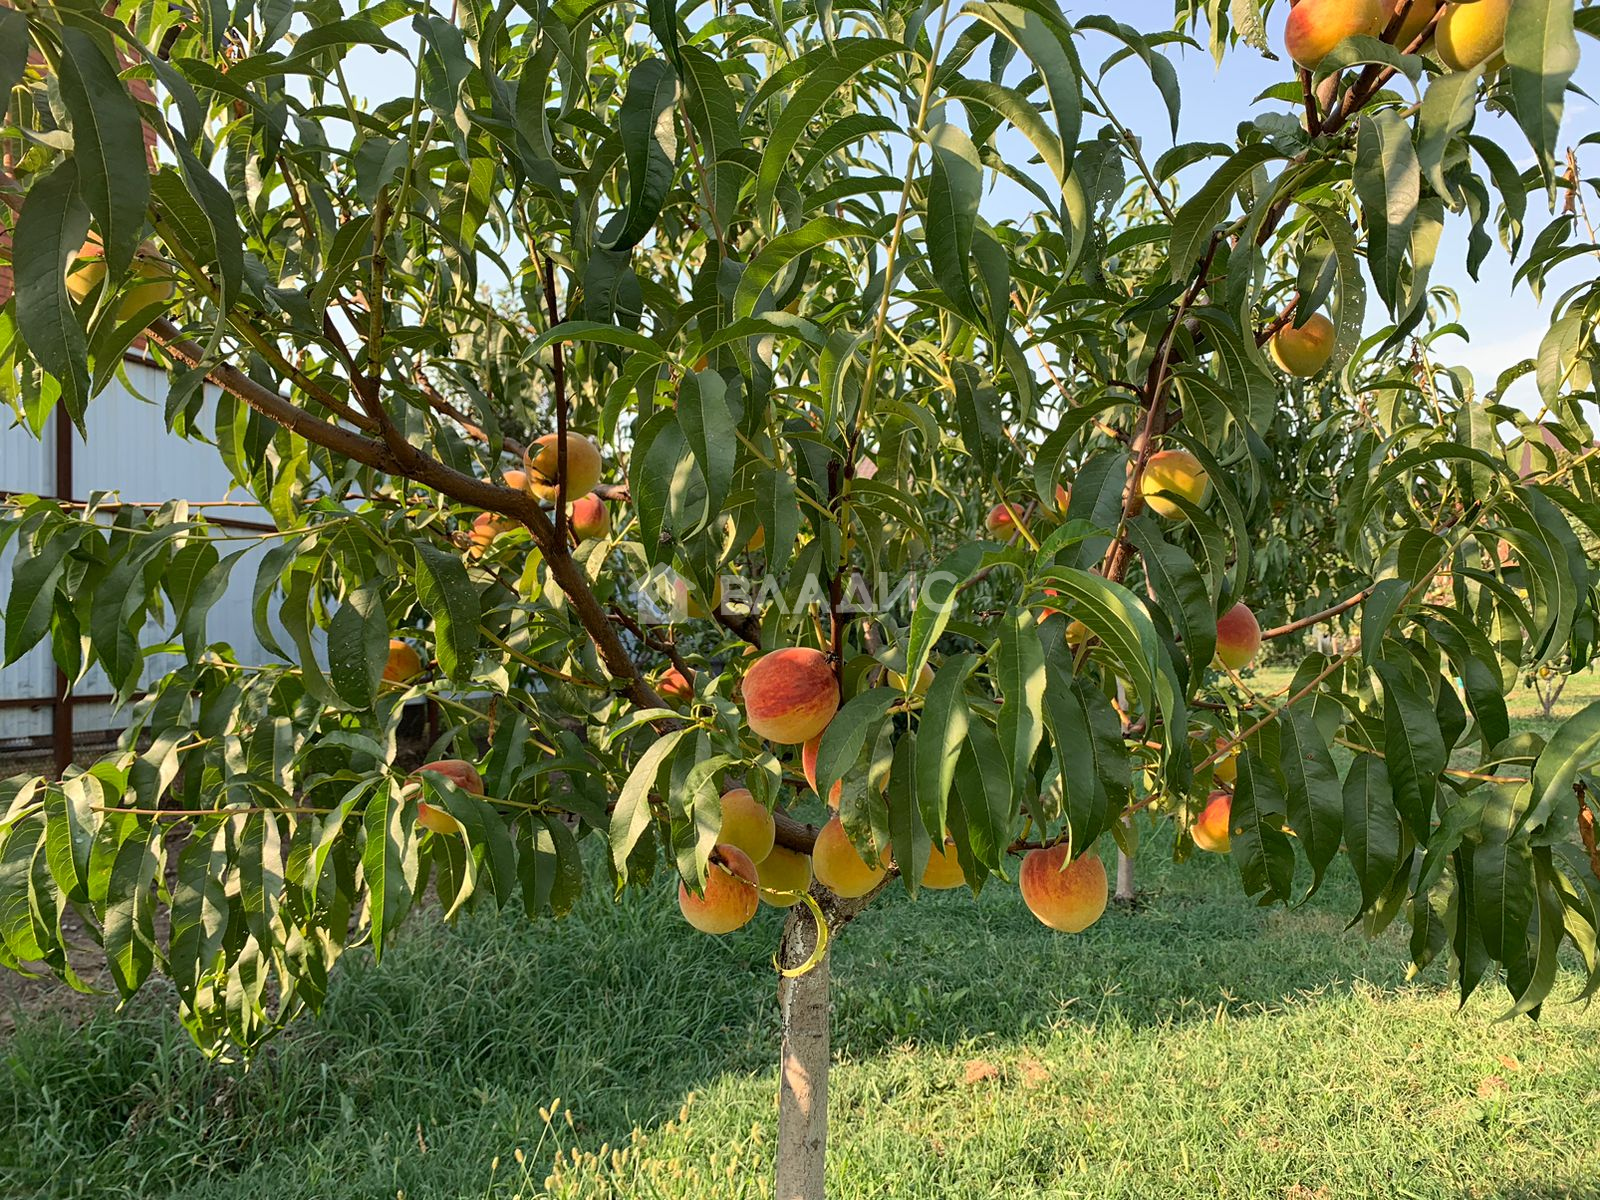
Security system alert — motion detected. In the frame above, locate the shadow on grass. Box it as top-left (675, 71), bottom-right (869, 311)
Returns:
top-left (0, 830), bottom-right (1484, 1200)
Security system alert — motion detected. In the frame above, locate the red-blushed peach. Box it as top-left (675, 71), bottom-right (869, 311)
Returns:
top-left (1019, 844), bottom-right (1108, 933)
top-left (568, 493), bottom-right (610, 540)
top-left (985, 502), bottom-right (1027, 542)
top-left (678, 845), bottom-right (760, 934)
top-left (657, 667), bottom-right (694, 705)
top-left (920, 840), bottom-right (967, 890)
top-left (1141, 449), bottom-right (1210, 518)
top-left (1284, 0), bottom-right (1384, 69)
top-left (1055, 483), bottom-right (1071, 513)
top-left (1215, 602), bottom-right (1263, 672)
top-left (524, 432), bottom-right (603, 502)
top-left (812, 816), bottom-right (891, 898)
top-left (1193, 791), bottom-right (1233, 853)
top-left (756, 845), bottom-right (813, 908)
top-left (413, 759), bottom-right (485, 795)
top-left (741, 648), bottom-right (840, 744)
top-left (383, 639), bottom-right (423, 683)
top-left (64, 235), bottom-right (176, 320)
top-left (1270, 313), bottom-right (1337, 376)
top-left (1436, 0), bottom-right (1510, 70)
top-left (716, 787), bottom-right (775, 863)
top-left (801, 734), bottom-right (843, 809)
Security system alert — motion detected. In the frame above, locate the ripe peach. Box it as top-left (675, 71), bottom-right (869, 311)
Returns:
top-left (658, 667), bottom-right (694, 705)
top-left (1193, 791), bottom-right (1233, 853)
top-left (801, 734), bottom-right (843, 809)
top-left (64, 236), bottom-right (176, 320)
top-left (568, 493), bottom-right (610, 540)
top-left (741, 648), bottom-right (840, 744)
top-left (417, 802), bottom-right (463, 835)
top-left (746, 525), bottom-right (766, 552)
top-left (986, 502), bottom-right (1027, 542)
top-left (469, 511), bottom-right (516, 557)
top-left (1055, 483), bottom-right (1071, 513)
top-left (524, 432), bottom-right (603, 502)
top-left (1284, 0), bottom-right (1385, 70)
top-left (1215, 602), bottom-right (1262, 672)
top-left (1270, 313), bottom-right (1337, 377)
top-left (1019, 844), bottom-right (1108, 933)
top-left (886, 662), bottom-right (935, 695)
top-left (717, 787), bottom-right (776, 863)
top-left (1388, 0), bottom-right (1440, 48)
top-left (502, 468), bottom-right (531, 493)
top-left (1141, 449), bottom-right (1210, 518)
top-left (1436, 0), bottom-right (1510, 70)
top-left (756, 845), bottom-right (813, 908)
top-left (812, 817), bottom-right (890, 898)
top-left (383, 639), bottom-right (423, 683)
top-left (678, 845), bottom-right (760, 934)
top-left (413, 758), bottom-right (485, 795)
top-left (920, 840), bottom-right (967, 890)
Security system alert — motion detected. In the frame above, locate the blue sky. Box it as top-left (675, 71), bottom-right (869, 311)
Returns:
top-left (339, 6), bottom-right (1595, 411)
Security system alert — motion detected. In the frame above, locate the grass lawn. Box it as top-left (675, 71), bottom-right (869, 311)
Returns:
top-left (2, 669), bottom-right (1598, 1200)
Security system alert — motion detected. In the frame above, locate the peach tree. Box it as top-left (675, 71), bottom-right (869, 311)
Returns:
top-left (2, 0), bottom-right (1598, 1193)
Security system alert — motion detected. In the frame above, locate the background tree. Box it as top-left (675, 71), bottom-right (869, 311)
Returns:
top-left (3, 0), bottom-right (1599, 1195)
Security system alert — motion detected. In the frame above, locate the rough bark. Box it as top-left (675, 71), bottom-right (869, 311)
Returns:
top-left (776, 904), bottom-right (831, 1200)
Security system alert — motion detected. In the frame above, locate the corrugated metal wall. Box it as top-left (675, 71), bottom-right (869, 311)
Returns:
top-left (1, 359), bottom-right (279, 746)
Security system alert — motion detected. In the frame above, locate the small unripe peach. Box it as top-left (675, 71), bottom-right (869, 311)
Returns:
top-left (470, 511), bottom-right (516, 557)
top-left (1284, 0), bottom-right (1384, 70)
top-left (1270, 313), bottom-right (1337, 377)
top-left (985, 502), bottom-right (1027, 542)
top-left (1436, 0), bottom-right (1510, 71)
top-left (1215, 603), bottom-right (1262, 672)
top-left (812, 817), bottom-right (890, 898)
top-left (757, 845), bottom-right (813, 908)
top-left (524, 433), bottom-right (603, 503)
top-left (920, 840), bottom-right (967, 890)
top-left (741, 648), bottom-right (840, 745)
top-left (1211, 737), bottom-right (1240, 785)
top-left (716, 787), bottom-right (775, 863)
top-left (383, 639), bottom-right (423, 683)
top-left (746, 525), bottom-right (766, 552)
top-left (678, 845), bottom-right (760, 934)
top-left (1141, 450), bottom-right (1210, 519)
top-left (1193, 791), bottom-right (1233, 853)
top-left (568, 493), bottom-right (610, 540)
top-left (886, 662), bottom-right (935, 695)
top-left (1019, 844), bottom-right (1108, 933)
top-left (658, 667), bottom-right (694, 705)
top-left (1065, 619), bottom-right (1092, 648)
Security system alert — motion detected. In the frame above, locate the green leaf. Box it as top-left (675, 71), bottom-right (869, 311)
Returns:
top-left (1168, 144), bottom-right (1281, 283)
top-left (1416, 67), bottom-right (1482, 207)
top-left (1127, 517), bottom-right (1214, 682)
top-left (887, 733), bottom-right (927, 897)
top-left (994, 610), bottom-right (1046, 790)
top-left (961, 3), bottom-right (1082, 176)
top-left (413, 542), bottom-right (480, 683)
top-left (915, 654), bottom-right (973, 844)
top-left (1503, 0), bottom-right (1580, 181)
top-left (13, 160), bottom-right (91, 427)
top-left (1232, 749), bottom-right (1294, 904)
top-left (601, 58), bottom-right (679, 251)
top-left (1374, 660), bottom-right (1446, 840)
top-left (925, 122), bottom-right (983, 320)
top-left (815, 689), bottom-right (902, 804)
top-left (733, 215), bottom-right (875, 320)
top-left (1525, 700), bottom-right (1600, 833)
top-left (675, 370), bottom-right (738, 526)
top-left (0, 9), bottom-right (27, 101)
top-left (328, 585), bottom-right (387, 709)
top-left (57, 27), bottom-right (151, 279)
top-left (1472, 834), bottom-right (1534, 964)
top-left (1278, 708), bottom-right (1343, 901)
top-left (103, 825), bottom-right (159, 997)
top-left (1353, 110), bottom-right (1419, 314)
top-left (609, 730), bottom-right (685, 872)
top-left (361, 782), bottom-right (419, 961)
top-left (1343, 753), bottom-right (1401, 919)
top-left (955, 716), bottom-right (1015, 871)
top-left (4, 524), bottom-right (79, 667)
top-left (1301, 204), bottom-right (1368, 372)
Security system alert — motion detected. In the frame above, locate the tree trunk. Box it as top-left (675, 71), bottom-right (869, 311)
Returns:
top-left (776, 903), bottom-right (831, 1200)
top-left (1115, 841), bottom-right (1136, 903)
